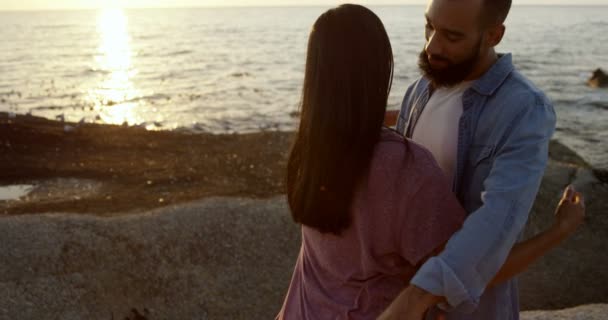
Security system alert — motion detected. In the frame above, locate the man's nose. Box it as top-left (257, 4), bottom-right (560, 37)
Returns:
top-left (425, 31), bottom-right (443, 57)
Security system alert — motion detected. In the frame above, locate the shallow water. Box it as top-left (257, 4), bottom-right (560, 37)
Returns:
top-left (0, 185), bottom-right (34, 201)
top-left (0, 6), bottom-right (607, 168)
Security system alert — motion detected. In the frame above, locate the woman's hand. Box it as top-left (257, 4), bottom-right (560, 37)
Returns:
top-left (553, 185), bottom-right (585, 236)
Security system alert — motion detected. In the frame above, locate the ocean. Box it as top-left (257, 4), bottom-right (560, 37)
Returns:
top-left (0, 6), bottom-right (607, 169)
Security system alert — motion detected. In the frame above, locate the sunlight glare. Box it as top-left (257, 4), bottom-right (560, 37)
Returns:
top-left (88, 8), bottom-right (143, 126)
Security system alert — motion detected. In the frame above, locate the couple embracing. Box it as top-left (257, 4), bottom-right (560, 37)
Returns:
top-left (276, 1), bottom-right (585, 319)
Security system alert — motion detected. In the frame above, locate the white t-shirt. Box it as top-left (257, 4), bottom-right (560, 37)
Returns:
top-left (411, 81), bottom-right (473, 183)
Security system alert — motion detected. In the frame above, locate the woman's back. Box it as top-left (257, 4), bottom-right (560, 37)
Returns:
top-left (277, 128), bottom-right (465, 319)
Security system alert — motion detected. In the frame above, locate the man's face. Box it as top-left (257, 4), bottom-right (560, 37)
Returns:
top-left (419, 0), bottom-right (486, 87)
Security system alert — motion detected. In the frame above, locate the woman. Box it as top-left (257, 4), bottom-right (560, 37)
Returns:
top-left (276, 4), bottom-right (584, 320)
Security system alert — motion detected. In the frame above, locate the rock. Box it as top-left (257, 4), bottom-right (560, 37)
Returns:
top-left (520, 142), bottom-right (608, 311)
top-left (593, 169), bottom-right (608, 184)
top-left (587, 68), bottom-right (608, 88)
top-left (0, 140), bottom-right (606, 319)
top-left (549, 140), bottom-right (591, 168)
top-left (521, 304), bottom-right (608, 320)
top-left (0, 197), bottom-right (300, 320)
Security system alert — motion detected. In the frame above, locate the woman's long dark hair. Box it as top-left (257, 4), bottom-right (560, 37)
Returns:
top-left (287, 4), bottom-right (394, 235)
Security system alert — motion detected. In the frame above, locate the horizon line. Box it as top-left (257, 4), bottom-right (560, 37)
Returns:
top-left (1, 3), bottom-right (607, 12)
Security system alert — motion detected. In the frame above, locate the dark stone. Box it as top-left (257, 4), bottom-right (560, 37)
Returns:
top-left (587, 68), bottom-right (608, 88)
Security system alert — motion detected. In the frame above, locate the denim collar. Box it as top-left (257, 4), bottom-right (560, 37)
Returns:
top-left (470, 53), bottom-right (515, 96)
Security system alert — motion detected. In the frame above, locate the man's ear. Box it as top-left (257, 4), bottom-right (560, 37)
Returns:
top-left (485, 24), bottom-right (506, 47)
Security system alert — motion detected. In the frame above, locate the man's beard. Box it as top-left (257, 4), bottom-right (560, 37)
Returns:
top-left (418, 41), bottom-right (481, 88)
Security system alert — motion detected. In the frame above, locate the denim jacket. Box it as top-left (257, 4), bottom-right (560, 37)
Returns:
top-left (396, 54), bottom-right (556, 320)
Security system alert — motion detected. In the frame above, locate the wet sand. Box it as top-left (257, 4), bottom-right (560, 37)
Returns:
top-left (2, 111), bottom-right (606, 216)
top-left (1, 112), bottom-right (292, 215)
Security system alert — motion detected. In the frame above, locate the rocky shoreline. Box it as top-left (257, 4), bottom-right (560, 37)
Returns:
top-left (1, 112), bottom-right (292, 215)
top-left (1, 112), bottom-right (607, 319)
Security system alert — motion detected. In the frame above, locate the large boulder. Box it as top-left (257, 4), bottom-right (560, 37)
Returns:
top-left (520, 142), bottom-right (608, 310)
top-left (521, 304), bottom-right (608, 320)
top-left (0, 197), bottom-right (300, 320)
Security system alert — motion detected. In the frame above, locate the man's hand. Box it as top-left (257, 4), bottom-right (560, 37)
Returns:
top-left (553, 185), bottom-right (585, 237)
top-left (377, 285), bottom-right (442, 320)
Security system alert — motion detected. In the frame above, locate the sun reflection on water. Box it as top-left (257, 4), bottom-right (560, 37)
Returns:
top-left (89, 8), bottom-right (143, 126)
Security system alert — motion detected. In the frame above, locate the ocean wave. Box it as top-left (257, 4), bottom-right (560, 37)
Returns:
top-left (82, 68), bottom-right (112, 76)
top-left (210, 27), bottom-right (240, 34)
top-left (31, 105), bottom-right (65, 111)
top-left (229, 72), bottom-right (252, 78)
top-left (134, 34), bottom-right (162, 41)
top-left (140, 50), bottom-right (195, 58)
top-left (53, 52), bottom-right (92, 59)
top-left (137, 93), bottom-right (172, 102)
top-left (589, 100), bottom-right (608, 110)
top-left (167, 50), bottom-right (193, 57)
top-left (3, 56), bottom-right (34, 64)
top-left (95, 93), bottom-right (174, 106)
top-left (0, 90), bottom-right (22, 98)
top-left (33, 24), bottom-right (75, 30)
top-left (578, 92), bottom-right (608, 110)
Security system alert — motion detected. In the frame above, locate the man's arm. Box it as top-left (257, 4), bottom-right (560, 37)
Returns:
top-left (384, 110), bottom-right (400, 127)
top-left (377, 186), bottom-right (585, 320)
top-left (408, 98), bottom-right (557, 310)
top-left (489, 187), bottom-right (584, 286)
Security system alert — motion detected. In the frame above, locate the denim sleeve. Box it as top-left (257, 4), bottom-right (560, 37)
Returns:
top-left (396, 81), bottom-right (418, 135)
top-left (409, 98), bottom-right (556, 311)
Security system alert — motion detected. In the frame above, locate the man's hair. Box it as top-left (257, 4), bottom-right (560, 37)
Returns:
top-left (482, 0), bottom-right (512, 26)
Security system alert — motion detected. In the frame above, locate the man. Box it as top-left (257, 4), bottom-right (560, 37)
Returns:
top-left (382, 0), bottom-right (556, 319)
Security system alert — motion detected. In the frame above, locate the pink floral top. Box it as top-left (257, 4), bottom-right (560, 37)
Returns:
top-left (276, 128), bottom-right (466, 320)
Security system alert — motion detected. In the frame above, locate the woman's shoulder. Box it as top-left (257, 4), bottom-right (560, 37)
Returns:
top-left (377, 128), bottom-right (440, 171)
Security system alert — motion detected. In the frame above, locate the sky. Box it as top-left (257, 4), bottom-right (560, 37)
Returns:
top-left (0, 0), bottom-right (606, 10)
